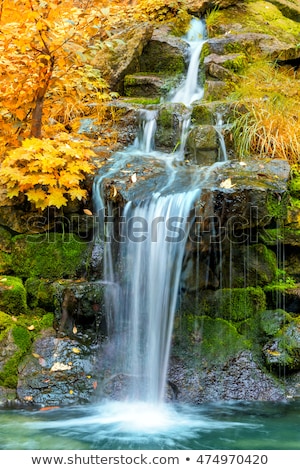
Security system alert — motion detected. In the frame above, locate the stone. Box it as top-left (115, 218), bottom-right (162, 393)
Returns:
top-left (92, 23), bottom-right (154, 93)
top-left (204, 80), bottom-right (231, 100)
top-left (17, 329), bottom-right (98, 406)
top-left (266, 0), bottom-right (300, 22)
top-left (53, 280), bottom-right (106, 338)
top-left (139, 25), bottom-right (188, 75)
top-left (124, 74), bottom-right (174, 98)
top-left (0, 277), bottom-right (27, 315)
top-left (206, 33), bottom-right (300, 62)
top-left (186, 125), bottom-right (220, 165)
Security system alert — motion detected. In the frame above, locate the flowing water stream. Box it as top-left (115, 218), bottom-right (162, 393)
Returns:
top-left (1, 18), bottom-right (299, 452)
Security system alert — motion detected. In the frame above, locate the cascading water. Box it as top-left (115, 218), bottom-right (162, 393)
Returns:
top-left (93, 17), bottom-right (209, 405)
top-left (110, 190), bottom-right (200, 403)
top-left (170, 18), bottom-right (206, 106)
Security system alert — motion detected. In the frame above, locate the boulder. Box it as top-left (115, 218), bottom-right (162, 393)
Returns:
top-left (266, 0), bottom-right (300, 22)
top-left (92, 23), bottom-right (154, 93)
top-left (139, 25), bottom-right (188, 75)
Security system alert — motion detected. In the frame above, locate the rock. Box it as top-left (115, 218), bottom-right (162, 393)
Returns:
top-left (124, 74), bottom-right (175, 98)
top-left (262, 314), bottom-right (300, 371)
top-left (155, 103), bottom-right (191, 151)
top-left (53, 280), bottom-right (106, 338)
top-left (17, 329), bottom-right (98, 406)
top-left (207, 33), bottom-right (300, 62)
top-left (204, 80), bottom-right (231, 100)
top-left (266, 0), bottom-right (300, 22)
top-left (186, 125), bottom-right (220, 165)
top-left (0, 277), bottom-right (27, 315)
top-left (139, 25), bottom-right (188, 75)
top-left (186, 0), bottom-right (243, 16)
top-left (169, 351), bottom-right (285, 403)
top-left (92, 23), bottom-right (154, 93)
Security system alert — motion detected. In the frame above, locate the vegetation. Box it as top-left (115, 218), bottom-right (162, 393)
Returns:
top-left (229, 60), bottom-right (300, 163)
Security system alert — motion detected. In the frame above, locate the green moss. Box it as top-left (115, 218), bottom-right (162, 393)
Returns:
top-left (0, 276), bottom-right (27, 315)
top-left (289, 170), bottom-right (300, 198)
top-left (11, 233), bottom-right (88, 280)
top-left (260, 308), bottom-right (293, 335)
top-left (123, 97), bottom-right (160, 105)
top-left (223, 54), bottom-right (248, 74)
top-left (25, 278), bottom-right (55, 310)
top-left (0, 311), bottom-right (14, 341)
top-left (184, 315), bottom-right (251, 364)
top-left (266, 192), bottom-right (288, 220)
top-left (215, 287), bottom-right (266, 321)
top-left (12, 325), bottom-right (31, 351)
top-left (208, 1), bottom-right (300, 44)
top-left (0, 352), bottom-right (23, 388)
top-left (39, 312), bottom-right (54, 329)
top-left (191, 104), bottom-right (214, 125)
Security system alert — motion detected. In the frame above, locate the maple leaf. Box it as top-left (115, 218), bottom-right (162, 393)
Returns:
top-left (46, 187), bottom-right (68, 209)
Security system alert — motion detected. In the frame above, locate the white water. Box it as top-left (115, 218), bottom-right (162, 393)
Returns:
top-left (215, 112), bottom-right (228, 162)
top-left (170, 18), bottom-right (206, 106)
top-left (110, 190), bottom-right (200, 403)
top-left (93, 17), bottom-right (217, 406)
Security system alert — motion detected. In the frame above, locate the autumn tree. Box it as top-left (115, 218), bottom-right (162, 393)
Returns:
top-left (0, 0), bottom-right (115, 143)
top-left (0, 0), bottom-right (117, 209)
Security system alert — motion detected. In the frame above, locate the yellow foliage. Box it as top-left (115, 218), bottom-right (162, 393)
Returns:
top-left (0, 134), bottom-right (96, 210)
top-left (0, 0), bottom-right (116, 143)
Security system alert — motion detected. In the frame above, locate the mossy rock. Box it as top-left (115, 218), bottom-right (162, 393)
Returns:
top-left (177, 315), bottom-right (251, 365)
top-left (140, 39), bottom-right (186, 75)
top-left (262, 315), bottom-right (300, 370)
top-left (181, 286), bottom-right (266, 322)
top-left (25, 278), bottom-right (56, 310)
top-left (0, 311), bottom-right (14, 342)
top-left (225, 244), bottom-right (278, 288)
top-left (10, 233), bottom-right (88, 281)
top-left (0, 276), bottom-right (27, 315)
top-left (0, 312), bottom-right (54, 388)
top-left (0, 227), bottom-right (12, 253)
top-left (207, 0), bottom-right (300, 44)
top-left (260, 308), bottom-right (293, 336)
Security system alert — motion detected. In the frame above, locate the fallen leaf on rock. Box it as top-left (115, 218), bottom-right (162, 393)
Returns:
top-left (69, 390), bottom-right (74, 395)
top-left (50, 362), bottom-right (72, 372)
top-left (72, 325), bottom-right (78, 335)
top-left (27, 325), bottom-right (35, 331)
top-left (24, 396), bottom-right (33, 401)
top-left (220, 178), bottom-right (235, 189)
top-left (83, 209), bottom-right (93, 216)
top-left (39, 406), bottom-right (60, 412)
top-left (72, 347), bottom-right (80, 354)
top-left (32, 353), bottom-right (40, 359)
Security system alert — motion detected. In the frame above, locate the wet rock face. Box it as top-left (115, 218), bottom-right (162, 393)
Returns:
top-left (169, 351), bottom-right (285, 403)
top-left (17, 330), bottom-right (99, 406)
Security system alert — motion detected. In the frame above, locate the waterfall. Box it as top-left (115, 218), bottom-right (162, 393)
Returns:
top-left (215, 112), bottom-right (228, 162)
top-left (170, 18), bottom-right (206, 106)
top-left (134, 109), bottom-right (158, 153)
top-left (108, 191), bottom-right (200, 403)
top-left (94, 17), bottom-right (210, 405)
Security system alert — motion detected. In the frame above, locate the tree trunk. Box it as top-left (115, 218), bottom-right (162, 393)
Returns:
top-left (30, 96), bottom-right (44, 138)
top-left (30, 56), bottom-right (55, 139)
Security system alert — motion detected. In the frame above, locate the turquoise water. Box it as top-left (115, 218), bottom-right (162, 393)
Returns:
top-left (0, 400), bottom-right (299, 450)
